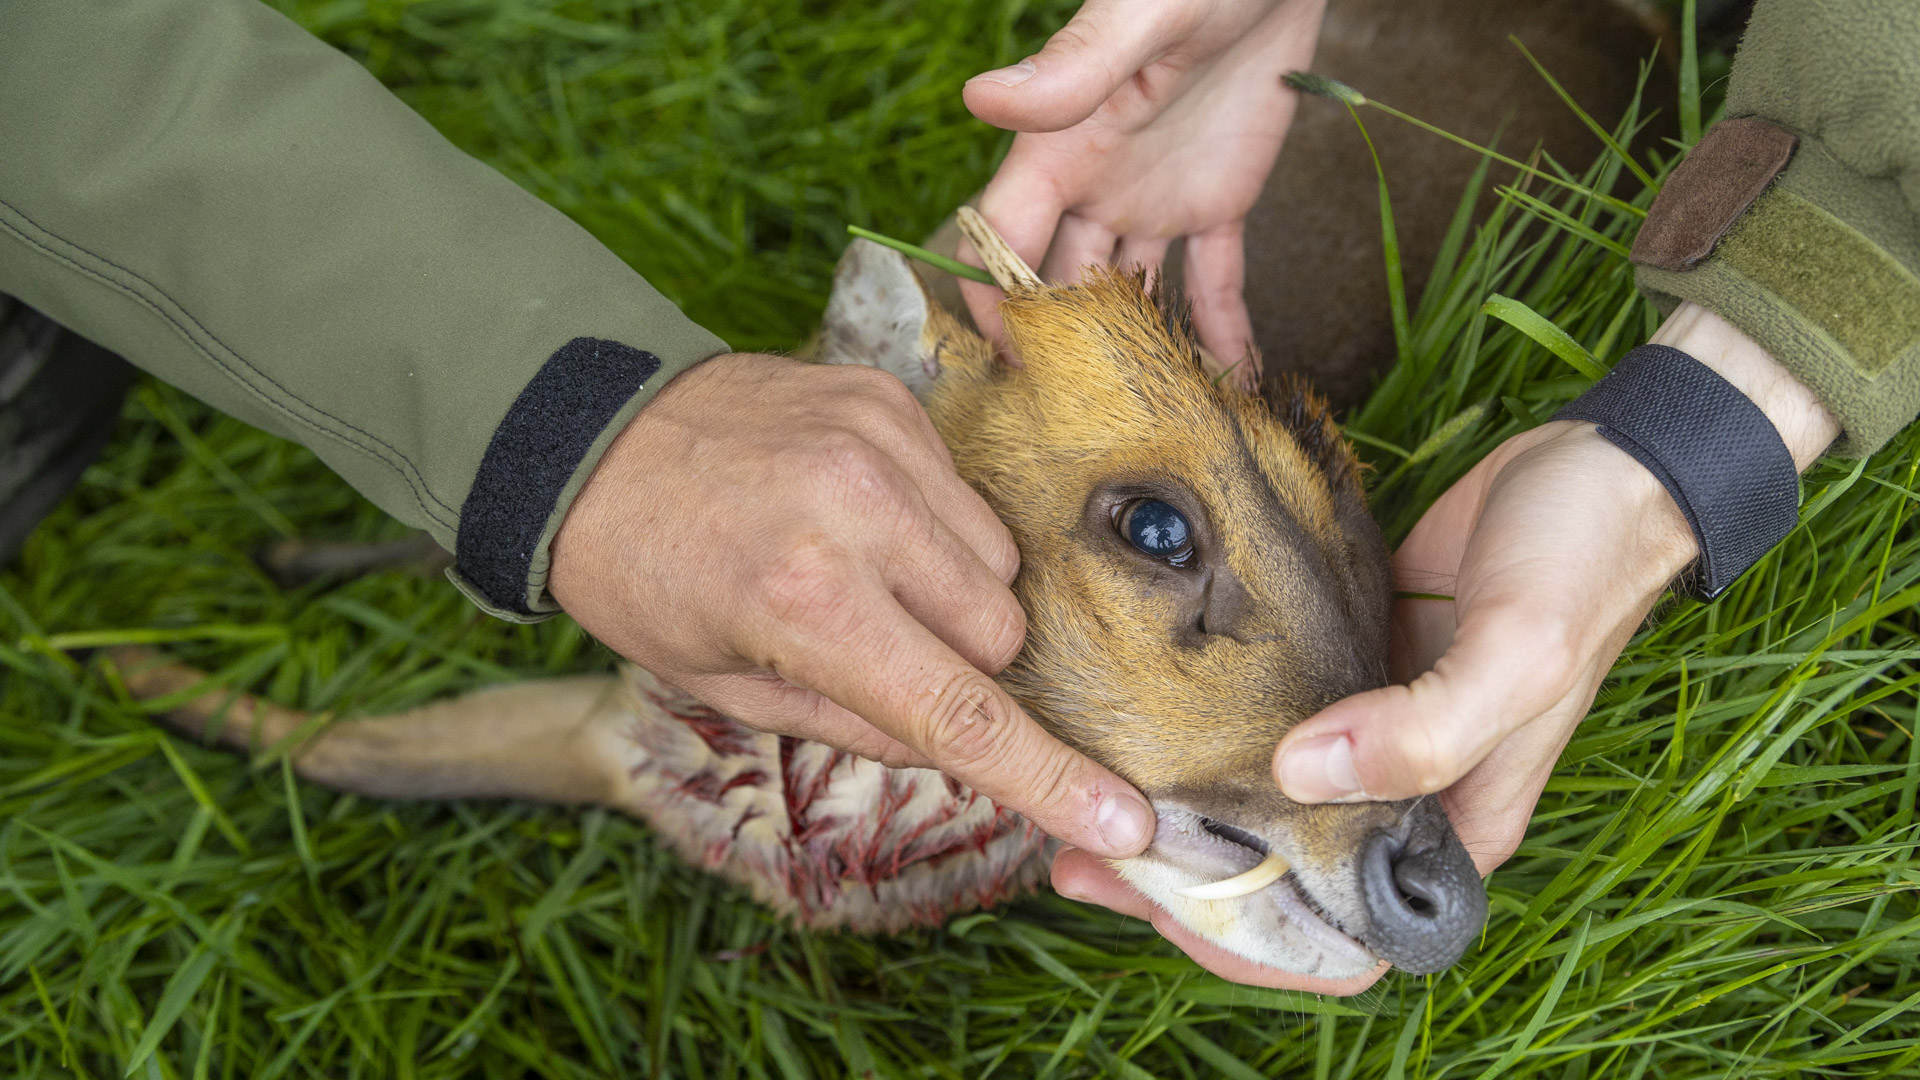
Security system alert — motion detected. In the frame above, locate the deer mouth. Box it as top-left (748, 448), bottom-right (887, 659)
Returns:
top-left (1119, 808), bottom-right (1376, 976)
top-left (1198, 816), bottom-right (1373, 962)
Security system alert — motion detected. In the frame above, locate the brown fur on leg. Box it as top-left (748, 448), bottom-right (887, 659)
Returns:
top-left (108, 647), bottom-right (1050, 933)
top-left (107, 646), bottom-right (631, 805)
top-left (257, 532), bottom-right (453, 587)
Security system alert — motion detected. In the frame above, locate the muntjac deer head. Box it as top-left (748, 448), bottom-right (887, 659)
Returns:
top-left (815, 211), bottom-right (1487, 977)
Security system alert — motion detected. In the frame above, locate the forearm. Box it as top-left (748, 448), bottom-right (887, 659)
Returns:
top-left (0, 0), bottom-right (728, 619)
top-left (1649, 303), bottom-right (1840, 471)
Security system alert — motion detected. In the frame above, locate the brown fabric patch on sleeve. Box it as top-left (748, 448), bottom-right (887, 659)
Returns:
top-left (1631, 117), bottom-right (1799, 273)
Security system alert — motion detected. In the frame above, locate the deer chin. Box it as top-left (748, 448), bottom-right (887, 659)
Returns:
top-left (1113, 807), bottom-right (1379, 979)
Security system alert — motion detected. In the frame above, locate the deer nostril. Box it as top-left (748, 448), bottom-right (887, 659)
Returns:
top-left (1391, 851), bottom-right (1449, 917)
top-left (1357, 827), bottom-right (1487, 975)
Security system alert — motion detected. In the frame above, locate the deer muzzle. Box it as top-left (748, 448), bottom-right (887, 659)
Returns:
top-left (1116, 795), bottom-right (1486, 978)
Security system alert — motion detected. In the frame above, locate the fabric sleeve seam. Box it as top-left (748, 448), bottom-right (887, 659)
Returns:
top-left (0, 193), bottom-right (461, 530)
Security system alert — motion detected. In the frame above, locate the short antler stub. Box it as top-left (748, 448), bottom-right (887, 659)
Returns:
top-left (955, 206), bottom-right (1043, 292)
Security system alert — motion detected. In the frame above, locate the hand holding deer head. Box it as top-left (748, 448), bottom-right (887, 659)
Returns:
top-left (961, 0), bottom-right (1329, 387)
top-left (120, 220), bottom-right (1493, 990)
top-left (546, 351), bottom-right (1161, 862)
top-left (1275, 305), bottom-right (1837, 836)
top-left (1053, 306), bottom-right (1837, 991)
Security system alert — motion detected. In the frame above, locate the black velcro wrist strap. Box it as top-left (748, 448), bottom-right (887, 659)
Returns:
top-left (1552, 344), bottom-right (1799, 600)
top-left (457, 337), bottom-right (662, 616)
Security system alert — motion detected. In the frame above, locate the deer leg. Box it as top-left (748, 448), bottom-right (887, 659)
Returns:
top-left (108, 649), bottom-right (1050, 931)
top-left (107, 646), bottom-right (631, 806)
top-left (257, 532), bottom-right (453, 587)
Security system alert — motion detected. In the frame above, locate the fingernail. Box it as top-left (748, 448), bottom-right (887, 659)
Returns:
top-left (1278, 734), bottom-right (1367, 803)
top-left (1095, 792), bottom-right (1154, 856)
top-left (1055, 878), bottom-right (1093, 903)
top-left (968, 58), bottom-right (1036, 88)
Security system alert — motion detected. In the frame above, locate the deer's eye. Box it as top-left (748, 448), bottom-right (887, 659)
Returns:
top-left (1121, 500), bottom-right (1194, 567)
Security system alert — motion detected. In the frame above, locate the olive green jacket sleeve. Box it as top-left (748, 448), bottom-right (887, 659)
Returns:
top-left (0, 0), bottom-right (730, 620)
top-left (1632, 0), bottom-right (1920, 457)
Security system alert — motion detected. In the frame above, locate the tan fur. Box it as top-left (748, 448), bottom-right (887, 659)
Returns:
top-left (889, 258), bottom-right (1415, 973)
top-left (924, 269), bottom-right (1382, 779)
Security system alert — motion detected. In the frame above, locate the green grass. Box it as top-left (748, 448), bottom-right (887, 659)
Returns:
top-left (4, 0), bottom-right (1918, 1076)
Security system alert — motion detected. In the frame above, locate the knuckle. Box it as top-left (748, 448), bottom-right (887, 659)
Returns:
top-left (804, 432), bottom-right (903, 513)
top-left (1402, 725), bottom-right (1464, 795)
top-left (855, 365), bottom-right (920, 410)
top-left (805, 429), bottom-right (880, 482)
top-left (978, 598), bottom-right (1028, 674)
top-left (984, 527), bottom-right (1021, 584)
top-left (753, 544), bottom-right (855, 629)
top-left (835, 361), bottom-right (899, 391)
top-left (837, 364), bottom-right (915, 413)
top-left (916, 670), bottom-right (1012, 771)
top-left (846, 374), bottom-right (928, 441)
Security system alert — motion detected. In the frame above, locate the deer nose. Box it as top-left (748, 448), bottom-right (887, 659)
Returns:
top-left (1356, 826), bottom-right (1487, 974)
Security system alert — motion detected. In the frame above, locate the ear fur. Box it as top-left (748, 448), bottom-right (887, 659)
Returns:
top-left (1262, 374), bottom-right (1365, 494)
top-left (815, 238), bottom-right (945, 398)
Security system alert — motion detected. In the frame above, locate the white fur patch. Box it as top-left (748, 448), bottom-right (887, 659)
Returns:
top-left (1113, 813), bottom-right (1377, 978)
top-left (611, 666), bottom-right (1049, 932)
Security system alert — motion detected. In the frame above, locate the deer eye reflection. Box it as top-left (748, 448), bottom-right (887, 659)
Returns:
top-left (1119, 499), bottom-right (1195, 567)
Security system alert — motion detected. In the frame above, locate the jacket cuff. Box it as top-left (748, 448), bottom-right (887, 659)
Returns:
top-left (448, 334), bottom-right (724, 621)
top-left (1633, 118), bottom-right (1920, 457)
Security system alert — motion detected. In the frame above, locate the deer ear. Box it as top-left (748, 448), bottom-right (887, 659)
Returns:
top-left (815, 238), bottom-right (950, 399)
top-left (1263, 374), bottom-right (1365, 494)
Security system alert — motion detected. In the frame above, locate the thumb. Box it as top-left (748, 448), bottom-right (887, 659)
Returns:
top-left (1273, 606), bottom-right (1586, 803)
top-left (963, 0), bottom-right (1191, 132)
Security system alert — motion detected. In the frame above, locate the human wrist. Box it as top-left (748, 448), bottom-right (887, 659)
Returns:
top-left (1544, 308), bottom-right (1827, 599)
top-left (1545, 420), bottom-right (1701, 577)
top-left (1648, 303), bottom-right (1839, 472)
top-left (548, 352), bottom-right (757, 606)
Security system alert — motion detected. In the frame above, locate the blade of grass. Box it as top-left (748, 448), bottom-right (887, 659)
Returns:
top-left (1347, 103), bottom-right (1412, 367)
top-left (1509, 36), bottom-right (1659, 192)
top-left (846, 225), bottom-right (995, 284)
top-left (1286, 72), bottom-right (1647, 218)
top-left (1679, 0), bottom-right (1702, 145)
top-left (1470, 915), bottom-right (1592, 1080)
top-left (1481, 294), bottom-right (1607, 380)
top-left (122, 914), bottom-right (238, 1077)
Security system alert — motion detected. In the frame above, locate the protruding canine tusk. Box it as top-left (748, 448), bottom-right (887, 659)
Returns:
top-left (955, 206), bottom-right (1043, 292)
top-left (1174, 852), bottom-right (1291, 901)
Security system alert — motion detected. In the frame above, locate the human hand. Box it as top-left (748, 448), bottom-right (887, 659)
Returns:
top-left (1272, 303), bottom-right (1840, 864)
top-left (960, 0), bottom-right (1328, 388)
top-left (548, 354), bottom-right (1156, 860)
